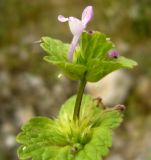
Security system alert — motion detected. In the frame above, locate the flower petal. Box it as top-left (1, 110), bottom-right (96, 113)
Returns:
top-left (81, 6), bottom-right (93, 26)
top-left (58, 15), bottom-right (69, 22)
top-left (68, 17), bottom-right (85, 35)
top-left (68, 34), bottom-right (81, 61)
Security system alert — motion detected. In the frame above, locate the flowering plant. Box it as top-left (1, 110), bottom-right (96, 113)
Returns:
top-left (16, 6), bottom-right (137, 160)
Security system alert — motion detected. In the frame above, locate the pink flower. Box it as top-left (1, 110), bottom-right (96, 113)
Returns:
top-left (58, 6), bottom-right (93, 61)
top-left (109, 50), bottom-right (119, 59)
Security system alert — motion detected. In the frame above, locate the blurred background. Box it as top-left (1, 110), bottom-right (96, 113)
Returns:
top-left (0, 0), bottom-right (151, 160)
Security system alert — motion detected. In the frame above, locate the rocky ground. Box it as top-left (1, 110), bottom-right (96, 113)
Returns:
top-left (0, 0), bottom-right (151, 159)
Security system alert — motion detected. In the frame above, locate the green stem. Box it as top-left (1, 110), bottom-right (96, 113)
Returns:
top-left (73, 76), bottom-right (87, 121)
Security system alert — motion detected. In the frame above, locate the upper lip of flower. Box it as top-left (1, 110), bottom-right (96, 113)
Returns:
top-left (58, 6), bottom-right (93, 61)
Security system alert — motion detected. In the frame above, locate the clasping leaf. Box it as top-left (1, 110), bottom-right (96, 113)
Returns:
top-left (40, 32), bottom-right (137, 82)
top-left (16, 95), bottom-right (124, 160)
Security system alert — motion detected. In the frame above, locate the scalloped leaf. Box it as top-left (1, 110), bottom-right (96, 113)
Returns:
top-left (16, 95), bottom-right (124, 160)
top-left (40, 36), bottom-right (69, 62)
top-left (59, 94), bottom-right (123, 129)
top-left (16, 117), bottom-right (71, 160)
top-left (76, 127), bottom-right (111, 160)
top-left (40, 32), bottom-right (137, 82)
top-left (41, 37), bottom-right (87, 80)
top-left (44, 56), bottom-right (87, 80)
top-left (59, 94), bottom-right (96, 118)
top-left (75, 31), bottom-right (113, 63)
top-left (86, 56), bottom-right (137, 82)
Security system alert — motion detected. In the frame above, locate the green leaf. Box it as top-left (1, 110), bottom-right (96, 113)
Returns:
top-left (59, 95), bottom-right (123, 128)
top-left (59, 94), bottom-right (94, 118)
top-left (86, 56), bottom-right (137, 82)
top-left (96, 110), bottom-right (123, 129)
top-left (40, 36), bottom-right (69, 62)
top-left (40, 32), bottom-right (137, 82)
top-left (16, 95), bottom-right (124, 160)
top-left (76, 127), bottom-right (111, 160)
top-left (16, 117), bottom-right (72, 160)
top-left (44, 56), bottom-right (87, 80)
top-left (76, 31), bottom-right (113, 63)
top-left (74, 31), bottom-right (137, 82)
top-left (58, 95), bottom-right (123, 159)
top-left (41, 37), bottom-right (87, 80)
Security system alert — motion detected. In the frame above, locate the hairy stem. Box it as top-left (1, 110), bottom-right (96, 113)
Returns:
top-left (73, 76), bottom-right (87, 121)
